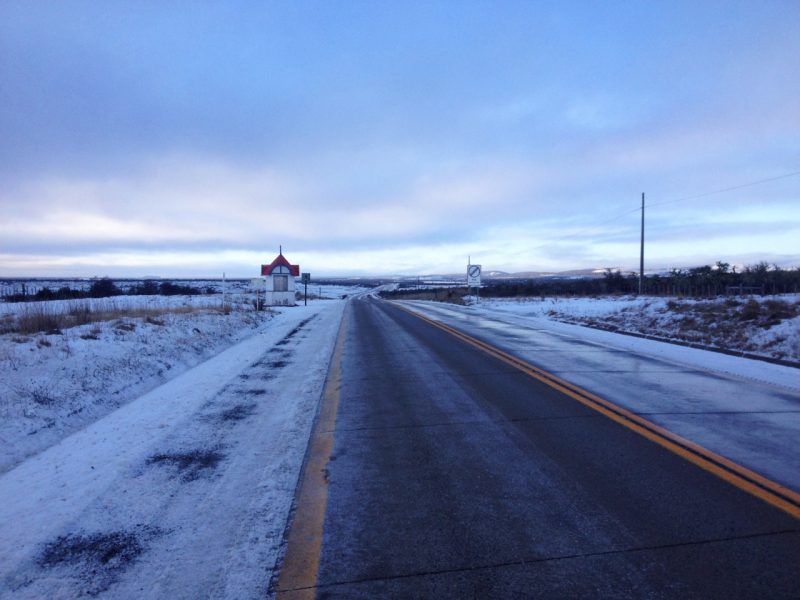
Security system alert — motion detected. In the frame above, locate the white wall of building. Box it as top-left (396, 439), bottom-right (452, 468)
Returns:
top-left (257, 274), bottom-right (297, 306)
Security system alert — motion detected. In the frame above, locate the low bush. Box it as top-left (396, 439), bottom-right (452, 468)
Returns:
top-left (89, 278), bottom-right (122, 298)
top-left (740, 299), bottom-right (761, 321)
top-left (762, 299), bottom-right (797, 321)
top-left (69, 302), bottom-right (94, 326)
top-left (17, 305), bottom-right (63, 335)
top-left (4, 303), bottom-right (209, 335)
top-left (158, 281), bottom-right (201, 295)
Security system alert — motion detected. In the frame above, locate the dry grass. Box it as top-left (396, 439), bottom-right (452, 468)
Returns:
top-left (571, 297), bottom-right (800, 359)
top-left (4, 302), bottom-right (216, 335)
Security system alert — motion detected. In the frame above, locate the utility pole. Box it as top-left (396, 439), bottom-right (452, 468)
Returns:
top-left (639, 193), bottom-right (645, 295)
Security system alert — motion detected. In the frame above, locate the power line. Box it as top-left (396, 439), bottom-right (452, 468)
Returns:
top-left (646, 170), bottom-right (800, 209)
top-left (535, 169), bottom-right (800, 249)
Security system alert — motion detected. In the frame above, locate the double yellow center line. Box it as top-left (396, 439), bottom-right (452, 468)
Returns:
top-left (276, 300), bottom-right (799, 598)
top-left (397, 303), bottom-right (800, 519)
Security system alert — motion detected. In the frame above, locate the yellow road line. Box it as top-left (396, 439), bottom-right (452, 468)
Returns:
top-left (276, 310), bottom-right (348, 598)
top-left (395, 303), bottom-right (800, 519)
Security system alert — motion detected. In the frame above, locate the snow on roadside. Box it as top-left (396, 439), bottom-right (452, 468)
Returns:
top-left (0, 298), bottom-right (348, 599)
top-left (403, 299), bottom-right (800, 393)
top-left (473, 294), bottom-right (800, 362)
top-left (0, 295), bottom-right (268, 474)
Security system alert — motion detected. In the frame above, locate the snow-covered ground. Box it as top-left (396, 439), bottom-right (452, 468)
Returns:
top-left (399, 299), bottom-right (800, 491)
top-left (1, 287), bottom-right (795, 597)
top-left (0, 296), bottom-right (352, 599)
top-left (0, 284), bottom-right (366, 471)
top-left (468, 294), bottom-right (800, 362)
top-left (0, 278), bottom-right (364, 302)
top-left (1, 295), bottom-right (267, 473)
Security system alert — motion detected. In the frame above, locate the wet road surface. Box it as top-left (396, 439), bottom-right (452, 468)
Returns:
top-left (277, 298), bottom-right (799, 598)
top-left (399, 299), bottom-right (800, 491)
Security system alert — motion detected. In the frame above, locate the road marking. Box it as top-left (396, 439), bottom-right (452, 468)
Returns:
top-left (275, 310), bottom-right (348, 598)
top-left (395, 302), bottom-right (800, 519)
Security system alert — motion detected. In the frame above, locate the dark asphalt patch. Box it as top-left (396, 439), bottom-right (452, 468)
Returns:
top-left (252, 349), bottom-right (293, 368)
top-left (218, 403), bottom-right (258, 421)
top-left (250, 349), bottom-right (293, 378)
top-left (147, 449), bottom-right (225, 481)
top-left (269, 347), bottom-right (293, 356)
top-left (276, 315), bottom-right (318, 346)
top-left (37, 526), bottom-right (163, 596)
top-left (246, 388), bottom-right (267, 395)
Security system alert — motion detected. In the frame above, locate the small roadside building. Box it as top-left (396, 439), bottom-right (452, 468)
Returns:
top-left (260, 249), bottom-right (300, 306)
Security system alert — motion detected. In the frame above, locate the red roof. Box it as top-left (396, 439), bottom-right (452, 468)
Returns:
top-left (261, 253), bottom-right (300, 276)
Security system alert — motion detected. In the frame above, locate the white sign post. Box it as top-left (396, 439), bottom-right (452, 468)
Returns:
top-left (251, 278), bottom-right (264, 311)
top-left (467, 264), bottom-right (481, 302)
top-left (467, 264), bottom-right (482, 287)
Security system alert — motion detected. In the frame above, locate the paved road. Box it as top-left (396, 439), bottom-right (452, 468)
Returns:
top-left (400, 300), bottom-right (800, 491)
top-left (278, 297), bottom-right (799, 598)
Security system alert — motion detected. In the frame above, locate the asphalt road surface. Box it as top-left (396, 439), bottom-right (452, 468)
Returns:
top-left (276, 297), bottom-right (799, 599)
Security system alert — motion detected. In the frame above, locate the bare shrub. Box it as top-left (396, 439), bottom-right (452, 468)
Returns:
top-left (69, 301), bottom-right (94, 326)
top-left (0, 344), bottom-right (20, 370)
top-left (30, 384), bottom-right (57, 405)
top-left (17, 304), bottom-right (63, 335)
top-left (0, 314), bottom-right (15, 334)
top-left (762, 299), bottom-right (797, 321)
top-left (665, 300), bottom-right (689, 312)
top-left (740, 299), bottom-right (760, 321)
top-left (5, 302), bottom-right (209, 334)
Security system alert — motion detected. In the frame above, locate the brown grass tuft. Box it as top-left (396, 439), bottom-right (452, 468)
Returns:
top-left (4, 303), bottom-right (211, 335)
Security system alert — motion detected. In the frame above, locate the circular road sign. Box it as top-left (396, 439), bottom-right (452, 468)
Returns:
top-left (468, 265), bottom-right (481, 278)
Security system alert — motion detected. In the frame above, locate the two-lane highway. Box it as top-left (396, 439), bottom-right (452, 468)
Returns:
top-left (276, 297), bottom-right (799, 598)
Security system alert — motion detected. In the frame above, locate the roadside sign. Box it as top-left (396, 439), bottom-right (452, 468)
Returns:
top-left (467, 264), bottom-right (482, 287)
top-left (250, 278), bottom-right (265, 287)
top-left (301, 273), bottom-right (311, 284)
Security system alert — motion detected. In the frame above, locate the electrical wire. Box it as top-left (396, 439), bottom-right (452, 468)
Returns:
top-left (646, 170), bottom-right (800, 209)
top-left (535, 169), bottom-right (800, 248)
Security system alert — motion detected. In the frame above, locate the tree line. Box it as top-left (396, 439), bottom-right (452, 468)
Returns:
top-left (383, 261), bottom-right (800, 300)
top-left (486, 262), bottom-right (800, 298)
top-left (4, 278), bottom-right (205, 302)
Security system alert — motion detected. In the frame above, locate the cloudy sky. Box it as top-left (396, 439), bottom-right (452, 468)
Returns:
top-left (1, 1), bottom-right (798, 277)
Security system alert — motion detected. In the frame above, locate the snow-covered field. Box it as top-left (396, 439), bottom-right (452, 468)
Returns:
top-left (1, 286), bottom-right (795, 597)
top-left (1, 295), bottom-right (266, 473)
top-left (0, 278), bottom-right (363, 302)
top-left (0, 291), bottom-right (356, 598)
top-left (0, 284), bottom-right (366, 474)
top-left (469, 294), bottom-right (800, 362)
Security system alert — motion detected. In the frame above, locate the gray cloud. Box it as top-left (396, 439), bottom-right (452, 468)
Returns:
top-left (1, 2), bottom-right (798, 276)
